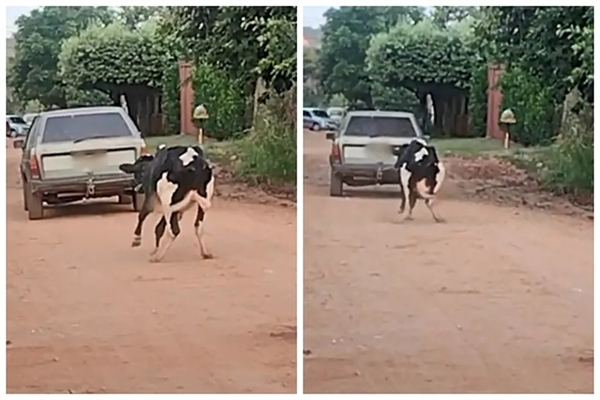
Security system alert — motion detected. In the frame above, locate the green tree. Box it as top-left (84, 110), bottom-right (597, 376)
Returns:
top-left (367, 18), bottom-right (477, 135)
top-left (158, 6), bottom-right (296, 95)
top-left (9, 6), bottom-right (114, 108)
top-left (59, 21), bottom-right (176, 132)
top-left (431, 6), bottom-right (479, 28)
top-left (119, 6), bottom-right (162, 29)
top-left (473, 6), bottom-right (593, 105)
top-left (317, 6), bottom-right (425, 108)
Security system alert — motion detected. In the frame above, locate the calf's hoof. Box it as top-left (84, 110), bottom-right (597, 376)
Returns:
top-left (149, 254), bottom-right (163, 263)
top-left (202, 253), bottom-right (214, 260)
top-left (131, 236), bottom-right (142, 247)
top-left (434, 218), bottom-right (446, 224)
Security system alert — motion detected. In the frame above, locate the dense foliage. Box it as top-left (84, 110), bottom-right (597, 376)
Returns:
top-left (317, 6), bottom-right (425, 109)
top-left (59, 22), bottom-right (172, 92)
top-left (9, 6), bottom-right (114, 108)
top-left (158, 6), bottom-right (296, 95)
top-left (191, 62), bottom-right (247, 140)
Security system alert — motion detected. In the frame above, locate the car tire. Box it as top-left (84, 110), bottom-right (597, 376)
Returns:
top-left (10, 130), bottom-right (17, 138)
top-left (132, 192), bottom-right (145, 212)
top-left (118, 194), bottom-right (133, 205)
top-left (311, 122), bottom-right (320, 131)
top-left (330, 169), bottom-right (343, 197)
top-left (25, 184), bottom-right (44, 220)
top-left (22, 178), bottom-right (29, 211)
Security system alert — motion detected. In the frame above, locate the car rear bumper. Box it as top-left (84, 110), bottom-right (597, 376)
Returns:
top-left (330, 162), bottom-right (399, 185)
top-left (30, 174), bottom-right (135, 196)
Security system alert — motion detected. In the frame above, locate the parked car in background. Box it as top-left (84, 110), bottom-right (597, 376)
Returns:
top-left (325, 110), bottom-right (429, 196)
top-left (326, 107), bottom-right (346, 125)
top-left (6, 115), bottom-right (29, 137)
top-left (13, 106), bottom-right (147, 220)
top-left (303, 107), bottom-right (338, 131)
top-left (23, 113), bottom-right (39, 127)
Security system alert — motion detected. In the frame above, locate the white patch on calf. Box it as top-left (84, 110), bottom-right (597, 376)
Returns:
top-left (413, 147), bottom-right (429, 162)
top-left (205, 175), bottom-right (215, 202)
top-left (433, 161), bottom-right (446, 194)
top-left (179, 147), bottom-right (199, 166)
top-left (156, 172), bottom-right (179, 221)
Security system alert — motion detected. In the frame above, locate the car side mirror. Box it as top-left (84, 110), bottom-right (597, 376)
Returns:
top-left (325, 132), bottom-right (336, 141)
top-left (13, 139), bottom-right (24, 149)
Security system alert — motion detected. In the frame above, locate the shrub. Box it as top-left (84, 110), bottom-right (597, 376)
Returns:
top-left (238, 89), bottom-right (296, 184)
top-left (161, 62), bottom-right (180, 135)
top-left (192, 61), bottom-right (247, 140)
top-left (500, 65), bottom-right (558, 146)
top-left (468, 63), bottom-right (488, 137)
top-left (541, 124), bottom-right (593, 195)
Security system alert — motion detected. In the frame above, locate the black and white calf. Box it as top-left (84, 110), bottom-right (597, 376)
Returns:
top-left (119, 145), bottom-right (215, 262)
top-left (394, 139), bottom-right (446, 223)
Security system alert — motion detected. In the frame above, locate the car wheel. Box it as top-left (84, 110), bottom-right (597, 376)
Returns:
top-left (22, 178), bottom-right (29, 211)
top-left (311, 122), bottom-right (320, 131)
top-left (25, 184), bottom-right (44, 220)
top-left (132, 192), bottom-right (145, 212)
top-left (330, 169), bottom-right (343, 197)
top-left (118, 194), bottom-right (133, 205)
top-left (10, 130), bottom-right (17, 138)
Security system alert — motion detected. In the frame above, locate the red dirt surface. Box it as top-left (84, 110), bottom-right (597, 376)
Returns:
top-left (5, 141), bottom-right (296, 394)
top-left (303, 130), bottom-right (593, 394)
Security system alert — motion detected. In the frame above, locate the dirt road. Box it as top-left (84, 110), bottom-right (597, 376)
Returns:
top-left (5, 142), bottom-right (296, 394)
top-left (303, 130), bottom-right (593, 393)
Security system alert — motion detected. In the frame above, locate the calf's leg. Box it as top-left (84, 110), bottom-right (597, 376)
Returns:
top-left (398, 166), bottom-right (412, 221)
top-left (150, 217), bottom-right (167, 256)
top-left (425, 198), bottom-right (445, 223)
top-left (150, 213), bottom-right (181, 262)
top-left (194, 205), bottom-right (213, 259)
top-left (132, 194), bottom-right (153, 247)
top-left (406, 190), bottom-right (418, 220)
top-left (149, 176), bottom-right (179, 262)
top-left (398, 182), bottom-right (406, 214)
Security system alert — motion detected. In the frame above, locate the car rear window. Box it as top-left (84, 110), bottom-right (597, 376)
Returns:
top-left (344, 116), bottom-right (417, 138)
top-left (42, 112), bottom-right (133, 143)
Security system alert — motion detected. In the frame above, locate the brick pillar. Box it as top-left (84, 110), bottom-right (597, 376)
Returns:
top-left (179, 62), bottom-right (195, 135)
top-left (486, 64), bottom-right (505, 140)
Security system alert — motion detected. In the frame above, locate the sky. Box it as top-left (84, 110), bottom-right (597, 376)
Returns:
top-left (6, 6), bottom-right (36, 37)
top-left (304, 6), bottom-right (332, 28)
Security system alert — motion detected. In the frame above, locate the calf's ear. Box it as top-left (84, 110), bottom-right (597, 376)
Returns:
top-left (119, 163), bottom-right (136, 174)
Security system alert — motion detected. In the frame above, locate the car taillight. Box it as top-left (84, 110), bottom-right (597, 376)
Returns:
top-left (30, 155), bottom-right (41, 179)
top-left (331, 142), bottom-right (341, 162)
top-left (140, 143), bottom-right (150, 155)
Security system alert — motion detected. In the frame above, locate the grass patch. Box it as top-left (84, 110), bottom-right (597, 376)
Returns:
top-left (431, 137), bottom-right (521, 156)
top-left (498, 147), bottom-right (552, 174)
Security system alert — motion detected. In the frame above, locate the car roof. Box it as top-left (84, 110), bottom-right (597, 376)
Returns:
top-left (39, 106), bottom-right (126, 118)
top-left (304, 107), bottom-right (327, 112)
top-left (346, 110), bottom-right (415, 118)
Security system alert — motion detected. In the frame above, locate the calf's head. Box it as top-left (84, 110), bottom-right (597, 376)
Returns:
top-left (119, 154), bottom-right (155, 192)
